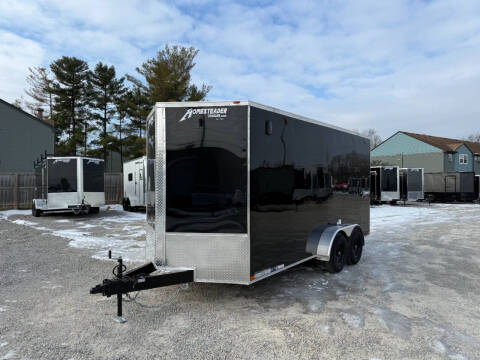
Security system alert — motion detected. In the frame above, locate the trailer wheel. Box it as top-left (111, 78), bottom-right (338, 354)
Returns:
top-left (89, 207), bottom-right (100, 214)
top-left (347, 227), bottom-right (364, 265)
top-left (32, 202), bottom-right (41, 217)
top-left (122, 199), bottom-right (131, 212)
top-left (326, 232), bottom-right (347, 273)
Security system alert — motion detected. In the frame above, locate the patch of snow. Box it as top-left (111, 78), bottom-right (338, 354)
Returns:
top-left (2, 350), bottom-right (16, 359)
top-left (50, 228), bottom-right (145, 262)
top-left (341, 312), bottom-right (362, 328)
top-left (0, 209), bottom-right (31, 220)
top-left (11, 219), bottom-right (38, 226)
top-left (100, 212), bottom-right (145, 223)
top-left (55, 219), bottom-right (71, 223)
top-left (77, 224), bottom-right (96, 229)
top-left (448, 354), bottom-right (467, 360)
top-left (33, 226), bottom-right (51, 231)
top-left (121, 225), bottom-right (142, 231)
top-left (0, 343), bottom-right (7, 348)
top-left (0, 307), bottom-right (6, 312)
top-left (41, 284), bottom-right (63, 289)
top-left (432, 340), bottom-right (447, 354)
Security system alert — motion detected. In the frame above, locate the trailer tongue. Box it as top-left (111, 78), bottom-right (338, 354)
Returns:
top-left (90, 256), bottom-right (193, 323)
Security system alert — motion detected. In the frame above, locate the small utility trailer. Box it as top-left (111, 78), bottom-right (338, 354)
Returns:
top-left (424, 172), bottom-right (475, 202)
top-left (370, 166), bottom-right (400, 203)
top-left (91, 101), bottom-right (370, 321)
top-left (122, 156), bottom-right (147, 211)
top-left (32, 155), bottom-right (105, 216)
top-left (399, 168), bottom-right (424, 202)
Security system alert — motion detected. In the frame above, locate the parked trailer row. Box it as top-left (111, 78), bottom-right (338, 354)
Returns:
top-left (370, 166), bottom-right (425, 204)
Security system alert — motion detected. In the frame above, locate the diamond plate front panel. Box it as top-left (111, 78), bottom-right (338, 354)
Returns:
top-left (165, 233), bottom-right (250, 284)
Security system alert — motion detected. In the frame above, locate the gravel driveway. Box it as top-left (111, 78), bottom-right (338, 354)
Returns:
top-left (0, 203), bottom-right (479, 359)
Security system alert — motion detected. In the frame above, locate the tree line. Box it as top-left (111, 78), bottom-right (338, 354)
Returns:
top-left (16, 45), bottom-right (211, 165)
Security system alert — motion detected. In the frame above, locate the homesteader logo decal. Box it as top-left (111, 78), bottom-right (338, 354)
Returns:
top-left (179, 107), bottom-right (228, 122)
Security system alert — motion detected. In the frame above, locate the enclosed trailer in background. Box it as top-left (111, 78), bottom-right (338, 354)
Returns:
top-left (424, 172), bottom-right (475, 202)
top-left (369, 166), bottom-right (400, 203)
top-left (399, 168), bottom-right (424, 202)
top-left (32, 156), bottom-right (105, 216)
top-left (122, 156), bottom-right (147, 211)
top-left (370, 168), bottom-right (381, 204)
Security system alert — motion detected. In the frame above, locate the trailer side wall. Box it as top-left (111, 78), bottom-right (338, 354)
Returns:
top-left (249, 106), bottom-right (370, 277)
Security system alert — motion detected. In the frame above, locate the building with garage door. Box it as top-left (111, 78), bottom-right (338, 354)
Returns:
top-left (371, 131), bottom-right (480, 174)
top-left (0, 98), bottom-right (54, 172)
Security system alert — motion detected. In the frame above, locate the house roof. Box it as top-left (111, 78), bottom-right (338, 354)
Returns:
top-left (401, 131), bottom-right (480, 153)
top-left (0, 98), bottom-right (54, 129)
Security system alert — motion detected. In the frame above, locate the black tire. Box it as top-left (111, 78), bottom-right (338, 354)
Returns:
top-left (347, 227), bottom-right (364, 265)
top-left (32, 202), bottom-right (41, 217)
top-left (89, 207), bottom-right (100, 214)
top-left (326, 232), bottom-right (347, 273)
top-left (122, 199), bottom-right (131, 212)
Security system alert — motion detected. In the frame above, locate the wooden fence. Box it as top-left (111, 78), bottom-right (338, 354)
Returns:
top-left (0, 172), bottom-right (123, 210)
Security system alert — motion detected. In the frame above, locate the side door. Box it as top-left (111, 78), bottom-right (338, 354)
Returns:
top-left (445, 175), bottom-right (456, 193)
top-left (135, 161), bottom-right (144, 205)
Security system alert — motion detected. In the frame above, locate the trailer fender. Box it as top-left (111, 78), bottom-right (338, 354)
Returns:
top-left (33, 198), bottom-right (47, 210)
top-left (306, 224), bottom-right (361, 261)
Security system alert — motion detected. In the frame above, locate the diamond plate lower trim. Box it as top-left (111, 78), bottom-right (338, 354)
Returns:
top-left (165, 233), bottom-right (250, 284)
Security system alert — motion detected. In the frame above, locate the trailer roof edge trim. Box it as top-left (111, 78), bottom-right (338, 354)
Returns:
top-left (154, 100), bottom-right (369, 140)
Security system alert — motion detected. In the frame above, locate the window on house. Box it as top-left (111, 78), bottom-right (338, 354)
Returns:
top-left (459, 154), bottom-right (468, 164)
top-left (475, 154), bottom-right (480, 162)
top-left (448, 153), bottom-right (453, 162)
top-left (128, 173), bottom-right (133, 181)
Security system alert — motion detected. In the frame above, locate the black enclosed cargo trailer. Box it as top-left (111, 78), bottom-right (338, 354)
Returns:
top-left (91, 101), bottom-right (371, 320)
top-left (424, 172), bottom-right (475, 202)
top-left (399, 168), bottom-right (424, 202)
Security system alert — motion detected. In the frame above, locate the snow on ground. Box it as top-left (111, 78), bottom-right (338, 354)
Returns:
top-left (0, 209), bottom-right (30, 220)
top-left (1, 203), bottom-right (479, 264)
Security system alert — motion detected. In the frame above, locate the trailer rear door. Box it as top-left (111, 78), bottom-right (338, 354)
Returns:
top-left (164, 105), bottom-right (248, 233)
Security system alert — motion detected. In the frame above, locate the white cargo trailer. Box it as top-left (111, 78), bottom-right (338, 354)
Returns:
top-left (32, 156), bottom-right (105, 216)
top-left (122, 156), bottom-right (147, 211)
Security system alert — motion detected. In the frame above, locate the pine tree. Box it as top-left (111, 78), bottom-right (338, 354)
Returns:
top-left (122, 45), bottom-right (211, 159)
top-left (50, 56), bottom-right (90, 155)
top-left (127, 45), bottom-right (211, 104)
top-left (88, 62), bottom-right (125, 162)
top-left (121, 88), bottom-right (149, 158)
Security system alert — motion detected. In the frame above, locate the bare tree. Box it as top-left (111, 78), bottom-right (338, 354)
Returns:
top-left (464, 133), bottom-right (480, 142)
top-left (12, 97), bottom-right (26, 110)
top-left (25, 66), bottom-right (54, 122)
top-left (361, 128), bottom-right (383, 150)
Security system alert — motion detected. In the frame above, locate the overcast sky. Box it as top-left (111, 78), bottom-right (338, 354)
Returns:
top-left (1, 0), bottom-right (479, 139)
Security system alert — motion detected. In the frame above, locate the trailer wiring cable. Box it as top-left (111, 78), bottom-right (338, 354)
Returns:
top-left (123, 286), bottom-right (182, 309)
